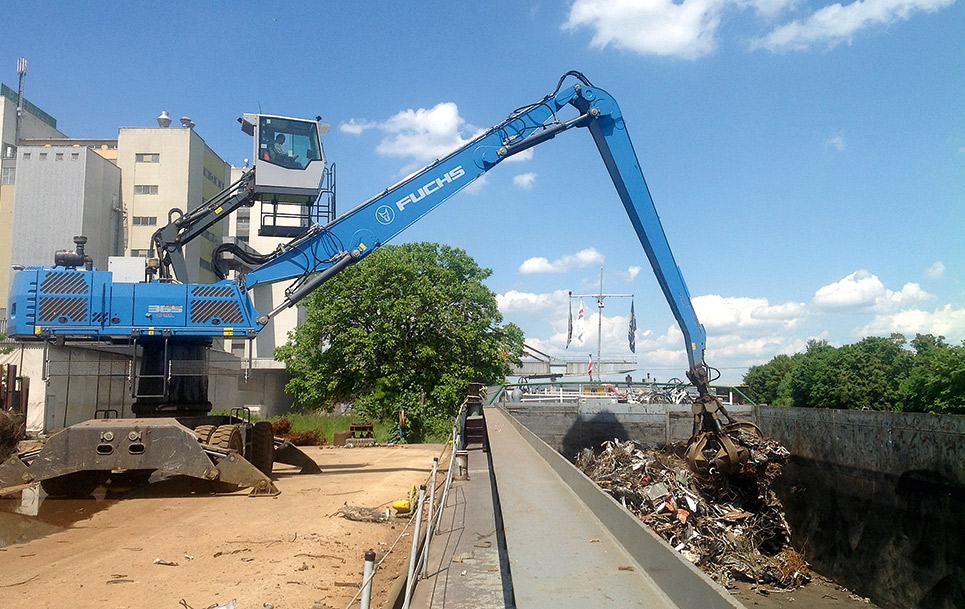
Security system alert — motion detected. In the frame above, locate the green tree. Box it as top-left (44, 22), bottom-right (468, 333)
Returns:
top-left (744, 333), bottom-right (964, 414)
top-left (786, 339), bottom-right (836, 408)
top-left (786, 336), bottom-right (910, 410)
top-left (898, 334), bottom-right (965, 414)
top-left (744, 353), bottom-right (798, 406)
top-left (275, 242), bottom-right (524, 440)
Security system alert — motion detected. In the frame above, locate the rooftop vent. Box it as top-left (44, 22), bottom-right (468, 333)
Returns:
top-left (157, 111), bottom-right (172, 128)
top-left (180, 116), bottom-right (195, 129)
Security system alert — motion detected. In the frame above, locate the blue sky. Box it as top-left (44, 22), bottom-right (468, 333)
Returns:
top-left (3, 1), bottom-right (963, 384)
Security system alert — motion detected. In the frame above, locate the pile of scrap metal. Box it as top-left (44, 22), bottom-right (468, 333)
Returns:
top-left (575, 435), bottom-right (810, 589)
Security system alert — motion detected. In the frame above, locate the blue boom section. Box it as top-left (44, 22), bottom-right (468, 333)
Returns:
top-left (6, 76), bottom-right (707, 370)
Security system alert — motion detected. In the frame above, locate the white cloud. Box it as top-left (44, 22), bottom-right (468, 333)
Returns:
top-left (738, 0), bottom-right (800, 17)
top-left (813, 270), bottom-right (934, 311)
top-left (343, 102), bottom-right (482, 163)
top-left (565, 0), bottom-right (728, 59)
top-left (923, 261), bottom-right (945, 280)
top-left (752, 0), bottom-right (955, 52)
top-left (693, 295), bottom-right (809, 331)
top-left (497, 289), bottom-right (570, 314)
top-left (506, 259), bottom-right (959, 384)
top-left (519, 248), bottom-right (605, 274)
top-left (827, 135), bottom-right (846, 150)
top-left (503, 149), bottom-right (534, 163)
top-left (338, 118), bottom-right (377, 135)
top-left (857, 304), bottom-right (965, 342)
top-left (814, 270), bottom-right (885, 308)
top-left (564, 0), bottom-right (955, 60)
top-left (374, 102), bottom-right (479, 162)
top-left (463, 174), bottom-right (488, 196)
top-left (513, 173), bottom-right (537, 190)
top-left (875, 282), bottom-right (935, 312)
top-left (626, 265), bottom-right (642, 282)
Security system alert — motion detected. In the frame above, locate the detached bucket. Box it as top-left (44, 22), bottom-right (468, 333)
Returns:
top-left (454, 450), bottom-right (469, 480)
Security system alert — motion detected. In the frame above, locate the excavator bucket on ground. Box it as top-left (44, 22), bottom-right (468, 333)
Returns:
top-left (0, 419), bottom-right (289, 497)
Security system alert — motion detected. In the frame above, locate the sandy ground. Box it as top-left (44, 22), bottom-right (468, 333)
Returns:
top-left (0, 444), bottom-right (445, 609)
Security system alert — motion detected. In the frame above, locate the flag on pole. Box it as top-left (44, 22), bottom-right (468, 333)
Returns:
top-left (588, 353), bottom-right (593, 381)
top-left (575, 300), bottom-right (586, 346)
top-left (628, 301), bottom-right (637, 353)
top-left (566, 298), bottom-right (573, 349)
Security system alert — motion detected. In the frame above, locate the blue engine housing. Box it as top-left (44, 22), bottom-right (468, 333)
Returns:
top-left (7, 266), bottom-right (260, 340)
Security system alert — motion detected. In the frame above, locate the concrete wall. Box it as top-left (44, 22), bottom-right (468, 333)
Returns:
top-left (80, 147), bottom-right (123, 260)
top-left (503, 398), bottom-right (754, 459)
top-left (756, 407), bottom-right (964, 609)
top-left (0, 343), bottom-right (294, 434)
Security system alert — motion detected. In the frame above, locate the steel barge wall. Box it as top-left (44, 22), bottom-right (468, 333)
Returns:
top-left (756, 406), bottom-right (964, 609)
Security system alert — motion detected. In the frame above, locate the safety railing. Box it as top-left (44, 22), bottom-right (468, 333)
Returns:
top-left (492, 380), bottom-right (756, 406)
top-left (342, 398), bottom-right (468, 609)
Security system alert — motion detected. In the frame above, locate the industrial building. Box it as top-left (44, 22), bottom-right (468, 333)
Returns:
top-left (0, 80), bottom-right (66, 318)
top-left (116, 116), bottom-right (230, 283)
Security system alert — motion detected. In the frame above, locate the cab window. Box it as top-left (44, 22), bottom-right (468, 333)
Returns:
top-left (258, 117), bottom-right (321, 170)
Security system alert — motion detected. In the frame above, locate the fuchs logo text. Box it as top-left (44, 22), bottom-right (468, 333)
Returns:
top-left (395, 166), bottom-right (466, 212)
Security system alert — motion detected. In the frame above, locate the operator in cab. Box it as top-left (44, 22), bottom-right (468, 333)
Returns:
top-left (271, 133), bottom-right (286, 160)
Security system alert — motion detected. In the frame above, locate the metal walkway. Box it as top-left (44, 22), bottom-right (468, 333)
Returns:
top-left (409, 406), bottom-right (744, 609)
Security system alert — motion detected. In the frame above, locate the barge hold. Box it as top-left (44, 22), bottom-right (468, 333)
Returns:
top-left (408, 389), bottom-right (961, 609)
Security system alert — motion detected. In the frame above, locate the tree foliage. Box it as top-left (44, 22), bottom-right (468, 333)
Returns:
top-left (743, 334), bottom-right (965, 414)
top-left (275, 242), bottom-right (524, 440)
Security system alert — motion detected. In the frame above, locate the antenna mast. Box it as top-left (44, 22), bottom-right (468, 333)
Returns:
top-left (15, 58), bottom-right (27, 145)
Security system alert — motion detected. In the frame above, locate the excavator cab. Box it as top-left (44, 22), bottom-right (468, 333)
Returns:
top-left (241, 113), bottom-right (327, 194)
top-left (240, 113), bottom-right (332, 237)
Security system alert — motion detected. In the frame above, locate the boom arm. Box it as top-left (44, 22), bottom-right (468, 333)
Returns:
top-left (151, 170), bottom-right (257, 282)
top-left (243, 74), bottom-right (708, 380)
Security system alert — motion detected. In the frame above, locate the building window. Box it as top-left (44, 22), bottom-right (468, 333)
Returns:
top-left (1, 167), bottom-right (13, 185)
top-left (55, 153), bottom-right (64, 161)
top-left (39, 153), bottom-right (47, 161)
top-left (132, 216), bottom-right (158, 226)
top-left (134, 184), bottom-right (158, 195)
top-left (136, 153), bottom-right (160, 163)
top-left (203, 167), bottom-right (224, 189)
top-left (71, 152), bottom-right (79, 160)
top-left (130, 249), bottom-right (150, 257)
top-left (22, 152), bottom-right (30, 160)
top-left (2, 144), bottom-right (15, 159)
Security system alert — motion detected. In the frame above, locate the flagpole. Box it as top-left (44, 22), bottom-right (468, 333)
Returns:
top-left (569, 267), bottom-right (633, 380)
top-left (598, 268), bottom-right (604, 369)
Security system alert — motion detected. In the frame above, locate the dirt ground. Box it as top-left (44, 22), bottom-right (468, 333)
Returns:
top-left (0, 444), bottom-right (445, 609)
top-left (731, 577), bottom-right (880, 608)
